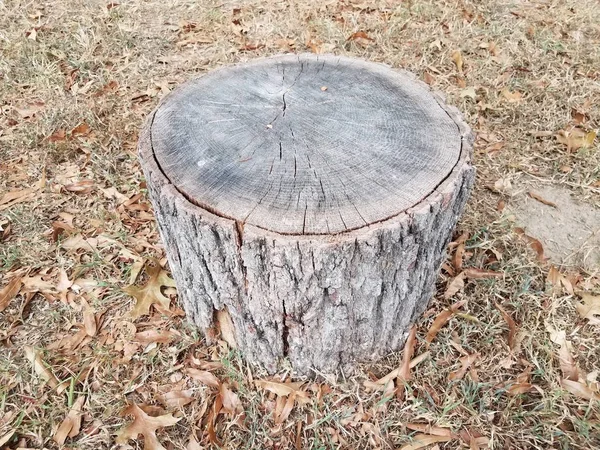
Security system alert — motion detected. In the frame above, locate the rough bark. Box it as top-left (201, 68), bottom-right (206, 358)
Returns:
top-left (138, 54), bottom-right (475, 376)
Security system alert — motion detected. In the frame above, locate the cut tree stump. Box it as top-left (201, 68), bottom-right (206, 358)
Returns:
top-left (138, 54), bottom-right (475, 375)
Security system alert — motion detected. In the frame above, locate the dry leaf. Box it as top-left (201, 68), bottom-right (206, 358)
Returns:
top-left (215, 307), bottom-right (237, 348)
top-left (556, 128), bottom-right (596, 152)
top-left (0, 277), bottom-right (22, 312)
top-left (501, 88), bottom-right (523, 103)
top-left (134, 329), bottom-right (179, 344)
top-left (399, 325), bottom-right (417, 381)
top-left (0, 188), bottom-right (35, 209)
top-left (115, 403), bottom-right (181, 450)
top-left (423, 71), bottom-right (435, 85)
top-left (528, 191), bottom-right (557, 208)
top-left (347, 31), bottom-right (374, 43)
top-left (185, 368), bottom-right (220, 388)
top-left (453, 243), bottom-right (465, 272)
top-left (561, 379), bottom-right (600, 401)
top-left (22, 274), bottom-right (56, 294)
top-left (46, 129), bottom-right (67, 142)
top-left (64, 180), bottom-right (94, 194)
top-left (547, 266), bottom-right (574, 295)
top-left (464, 268), bottom-right (503, 279)
top-left (54, 396), bottom-right (85, 445)
top-left (406, 424), bottom-right (453, 438)
top-left (275, 394), bottom-right (295, 424)
top-left (451, 50), bottom-right (463, 73)
top-left (546, 323), bottom-right (579, 381)
top-left (220, 383), bottom-right (242, 415)
top-left (426, 300), bottom-right (466, 345)
top-left (123, 259), bottom-right (176, 319)
top-left (444, 272), bottom-right (466, 299)
top-left (24, 346), bottom-right (59, 388)
top-left (81, 298), bottom-right (97, 337)
top-left (159, 390), bottom-right (195, 408)
top-left (507, 383), bottom-right (533, 396)
top-left (71, 122), bottom-right (91, 137)
top-left (449, 353), bottom-right (479, 381)
top-left (255, 379), bottom-right (306, 397)
top-left (494, 302), bottom-right (516, 350)
top-left (514, 228), bottom-right (545, 262)
top-left (401, 433), bottom-right (453, 450)
top-left (558, 341), bottom-right (579, 381)
top-left (575, 293), bottom-right (600, 325)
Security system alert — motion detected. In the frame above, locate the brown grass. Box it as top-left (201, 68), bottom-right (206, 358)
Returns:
top-left (1, 0), bottom-right (599, 448)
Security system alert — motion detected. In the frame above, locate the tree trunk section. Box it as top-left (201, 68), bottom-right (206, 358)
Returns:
top-left (138, 54), bottom-right (475, 375)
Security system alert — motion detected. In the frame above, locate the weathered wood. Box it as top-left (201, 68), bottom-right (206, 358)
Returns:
top-left (139, 54), bottom-right (474, 375)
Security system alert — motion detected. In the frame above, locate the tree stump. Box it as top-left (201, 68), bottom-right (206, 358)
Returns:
top-left (139, 54), bottom-right (474, 375)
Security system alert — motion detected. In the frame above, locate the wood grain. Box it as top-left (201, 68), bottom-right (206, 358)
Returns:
top-left (151, 54), bottom-right (462, 234)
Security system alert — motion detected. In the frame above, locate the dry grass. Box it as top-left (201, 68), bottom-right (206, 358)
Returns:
top-left (1, 0), bottom-right (599, 448)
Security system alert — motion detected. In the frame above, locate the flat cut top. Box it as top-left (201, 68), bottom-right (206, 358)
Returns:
top-left (151, 54), bottom-right (462, 234)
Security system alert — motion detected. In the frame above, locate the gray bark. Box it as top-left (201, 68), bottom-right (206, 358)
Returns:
top-left (138, 54), bottom-right (475, 376)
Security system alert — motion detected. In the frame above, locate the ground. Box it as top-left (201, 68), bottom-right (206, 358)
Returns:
top-left (0, 0), bottom-right (599, 449)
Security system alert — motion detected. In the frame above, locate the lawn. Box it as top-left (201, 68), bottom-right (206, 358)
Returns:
top-left (1, 0), bottom-right (599, 449)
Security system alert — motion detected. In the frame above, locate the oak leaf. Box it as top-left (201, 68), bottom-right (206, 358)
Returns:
top-left (54, 396), bottom-right (85, 445)
top-left (576, 293), bottom-right (600, 325)
top-left (123, 259), bottom-right (176, 319)
top-left (115, 403), bottom-right (180, 450)
top-left (0, 277), bottom-right (22, 312)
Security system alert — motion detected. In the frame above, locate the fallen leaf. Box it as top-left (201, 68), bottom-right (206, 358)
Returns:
top-left (63, 180), bottom-right (94, 194)
top-left (215, 307), bottom-right (237, 348)
top-left (444, 272), bottom-right (466, 299)
top-left (561, 379), bottom-right (600, 401)
top-left (558, 341), bottom-right (579, 381)
top-left (123, 259), bottom-right (176, 319)
top-left (256, 379), bottom-right (306, 397)
top-left (347, 31), bottom-right (374, 42)
top-left (22, 275), bottom-right (56, 294)
top-left (426, 300), bottom-right (466, 345)
top-left (464, 268), bottom-right (503, 279)
top-left (547, 266), bottom-right (574, 295)
top-left (423, 71), bottom-right (435, 85)
top-left (492, 177), bottom-right (512, 194)
top-left (115, 403), bottom-right (181, 450)
top-left (460, 87), bottom-right (476, 99)
top-left (134, 329), bottom-right (179, 345)
top-left (0, 277), bottom-right (22, 311)
top-left (449, 353), bottom-right (479, 381)
top-left (398, 325), bottom-right (417, 381)
top-left (451, 50), bottom-right (463, 73)
top-left (81, 298), bottom-right (97, 337)
top-left (220, 383), bottom-right (242, 415)
top-left (0, 188), bottom-right (35, 209)
top-left (71, 122), bottom-right (91, 137)
top-left (405, 424), bottom-right (453, 438)
top-left (528, 191), bottom-right (557, 208)
top-left (159, 390), bottom-right (195, 408)
top-left (46, 129), bottom-right (67, 142)
top-left (400, 433), bottom-right (452, 450)
top-left (54, 396), bottom-right (85, 445)
top-left (556, 128), bottom-right (596, 152)
top-left (453, 243), bottom-right (465, 272)
top-left (185, 368), bottom-right (221, 388)
top-left (545, 323), bottom-right (579, 381)
top-left (575, 293), bottom-right (600, 325)
top-left (514, 228), bottom-right (545, 262)
top-left (501, 88), bottom-right (523, 103)
top-left (24, 346), bottom-right (59, 388)
top-left (494, 302), bottom-right (516, 350)
top-left (507, 383), bottom-right (533, 396)
top-left (275, 394), bottom-right (295, 424)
